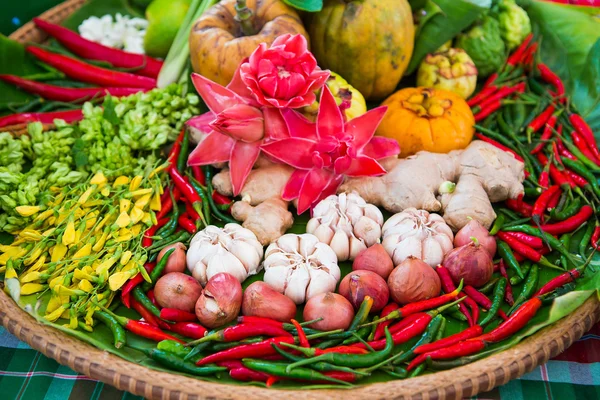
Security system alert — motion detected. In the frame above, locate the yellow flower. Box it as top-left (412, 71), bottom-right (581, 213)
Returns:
top-left (134, 194), bottom-right (152, 210)
top-left (114, 211), bottom-right (131, 228)
top-left (120, 199), bottom-right (132, 214)
top-left (73, 243), bottom-right (92, 260)
top-left (129, 206), bottom-right (145, 224)
top-left (77, 186), bottom-right (95, 205)
top-left (78, 279), bottom-right (94, 293)
top-left (120, 250), bottom-right (132, 265)
top-left (15, 205), bottom-right (40, 217)
top-left (20, 283), bottom-right (46, 295)
top-left (113, 176), bottom-right (130, 187)
top-left (108, 270), bottom-right (136, 291)
top-left (51, 244), bottom-right (68, 263)
top-left (90, 171), bottom-right (107, 186)
top-left (45, 305), bottom-right (67, 322)
top-left (100, 186), bottom-right (111, 197)
top-left (129, 175), bottom-right (143, 191)
top-left (62, 220), bottom-right (76, 246)
top-left (150, 191), bottom-right (162, 211)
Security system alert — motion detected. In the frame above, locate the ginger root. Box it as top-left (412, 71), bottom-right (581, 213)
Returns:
top-left (231, 198), bottom-right (294, 245)
top-left (340, 141), bottom-right (524, 230)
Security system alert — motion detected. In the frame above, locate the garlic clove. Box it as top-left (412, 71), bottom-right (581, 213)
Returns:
top-left (306, 217), bottom-right (320, 234)
top-left (353, 216), bottom-right (382, 247)
top-left (313, 224), bottom-right (335, 244)
top-left (284, 264), bottom-right (311, 304)
top-left (206, 248), bottom-right (248, 283)
top-left (298, 234), bottom-right (320, 257)
top-left (392, 236), bottom-right (422, 266)
top-left (264, 265), bottom-right (291, 294)
top-left (432, 221), bottom-right (454, 241)
top-left (192, 261), bottom-right (208, 286)
top-left (305, 268), bottom-right (338, 301)
top-left (436, 232), bottom-right (454, 255)
top-left (363, 204), bottom-right (384, 226)
top-left (263, 252), bottom-right (291, 269)
top-left (227, 240), bottom-right (262, 275)
top-left (313, 242), bottom-right (339, 268)
top-left (383, 219), bottom-right (416, 237)
top-left (349, 236), bottom-right (367, 260)
top-left (421, 236), bottom-right (444, 267)
top-left (329, 229), bottom-right (350, 261)
top-left (382, 235), bottom-right (401, 256)
top-left (277, 234), bottom-right (302, 253)
top-left (345, 203), bottom-right (363, 224)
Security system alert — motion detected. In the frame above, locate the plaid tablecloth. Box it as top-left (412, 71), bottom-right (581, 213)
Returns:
top-left (1, 323), bottom-right (600, 400)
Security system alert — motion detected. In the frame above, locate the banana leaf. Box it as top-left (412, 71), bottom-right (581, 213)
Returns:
top-left (519, 0), bottom-right (600, 134)
top-left (282, 0), bottom-right (323, 12)
top-left (406, 0), bottom-right (491, 75)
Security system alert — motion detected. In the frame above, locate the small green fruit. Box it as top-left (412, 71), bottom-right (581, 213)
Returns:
top-left (144, 0), bottom-right (191, 58)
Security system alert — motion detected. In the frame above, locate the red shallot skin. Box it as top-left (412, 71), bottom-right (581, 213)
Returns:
top-left (338, 269), bottom-right (389, 312)
top-left (443, 242), bottom-right (494, 287)
top-left (454, 219), bottom-right (496, 257)
top-left (352, 244), bottom-right (394, 279)
top-left (195, 272), bottom-right (243, 328)
top-left (387, 256), bottom-right (441, 304)
top-left (242, 281), bottom-right (297, 322)
top-left (303, 292), bottom-right (355, 331)
top-left (154, 272), bottom-right (202, 312)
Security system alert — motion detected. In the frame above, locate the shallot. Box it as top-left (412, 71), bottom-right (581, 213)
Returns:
top-left (195, 272), bottom-right (243, 328)
top-left (338, 270), bottom-right (389, 312)
top-left (154, 272), bottom-right (202, 313)
top-left (303, 292), bottom-right (355, 331)
top-left (443, 242), bottom-right (494, 287)
top-left (352, 243), bottom-right (394, 279)
top-left (157, 242), bottom-right (187, 274)
top-left (454, 219), bottom-right (496, 257)
top-left (387, 256), bottom-right (441, 304)
top-left (242, 281), bottom-right (297, 322)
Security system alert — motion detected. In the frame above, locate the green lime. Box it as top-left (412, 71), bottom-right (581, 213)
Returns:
top-left (144, 0), bottom-right (191, 58)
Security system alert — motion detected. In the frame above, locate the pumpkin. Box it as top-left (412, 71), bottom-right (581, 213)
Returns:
top-left (376, 87), bottom-right (475, 158)
top-left (308, 0), bottom-right (414, 101)
top-left (189, 0), bottom-right (309, 86)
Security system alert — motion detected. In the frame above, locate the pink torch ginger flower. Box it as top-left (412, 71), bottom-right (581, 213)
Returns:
top-left (240, 34), bottom-right (330, 108)
top-left (261, 86), bottom-right (400, 214)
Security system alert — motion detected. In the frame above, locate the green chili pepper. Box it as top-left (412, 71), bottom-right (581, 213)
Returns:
top-left (561, 140), bottom-right (600, 172)
top-left (146, 348), bottom-right (226, 376)
top-left (580, 222), bottom-right (593, 257)
top-left (562, 158), bottom-right (600, 197)
top-left (367, 314), bottom-right (379, 341)
top-left (200, 168), bottom-right (237, 224)
top-left (559, 233), bottom-right (572, 269)
top-left (497, 207), bottom-right (520, 221)
top-left (502, 216), bottom-right (535, 229)
top-left (384, 366), bottom-right (408, 379)
top-left (392, 314), bottom-right (444, 365)
top-left (409, 363), bottom-right (426, 377)
top-left (489, 214), bottom-right (505, 236)
top-left (94, 310), bottom-right (126, 349)
top-left (285, 327), bottom-right (394, 371)
top-left (242, 359), bottom-right (354, 386)
top-left (480, 277), bottom-right (500, 294)
top-left (184, 340), bottom-right (214, 361)
top-left (512, 102), bottom-right (526, 129)
top-left (157, 340), bottom-right (192, 358)
top-left (508, 265), bottom-right (539, 315)
top-left (551, 198), bottom-right (582, 221)
top-left (447, 308), bottom-right (468, 322)
top-left (435, 316), bottom-right (446, 341)
top-left (510, 261), bottom-right (531, 285)
top-left (176, 130), bottom-right (189, 172)
top-left (188, 178), bottom-right (211, 227)
top-left (271, 344), bottom-right (368, 376)
top-left (156, 201), bottom-right (180, 238)
top-left (132, 286), bottom-right (162, 319)
top-left (475, 125), bottom-right (520, 152)
top-left (497, 241), bottom-right (524, 279)
top-left (141, 248), bottom-right (174, 291)
top-left (342, 325), bottom-right (371, 345)
top-left (315, 339), bottom-right (343, 349)
top-left (148, 231), bottom-right (191, 254)
top-left (426, 346), bottom-right (498, 370)
top-left (480, 278), bottom-right (506, 326)
top-left (211, 337), bottom-right (265, 352)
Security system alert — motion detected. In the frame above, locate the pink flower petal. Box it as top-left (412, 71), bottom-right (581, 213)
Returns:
top-left (317, 86), bottom-right (344, 139)
top-left (186, 111), bottom-right (216, 134)
top-left (272, 33), bottom-right (293, 48)
top-left (261, 138), bottom-right (316, 169)
top-left (226, 61), bottom-right (256, 102)
top-left (229, 141), bottom-right (261, 196)
top-left (360, 137), bottom-right (401, 160)
top-left (281, 34), bottom-right (307, 55)
top-left (345, 106), bottom-right (388, 150)
top-left (263, 108), bottom-right (289, 141)
top-left (188, 131), bottom-right (234, 165)
top-left (311, 174), bottom-right (343, 207)
top-left (334, 155), bottom-right (352, 175)
top-left (345, 157), bottom-right (387, 177)
top-left (282, 109), bottom-right (317, 140)
top-left (281, 169), bottom-right (309, 200)
top-left (297, 169), bottom-right (336, 214)
top-left (191, 73), bottom-right (245, 114)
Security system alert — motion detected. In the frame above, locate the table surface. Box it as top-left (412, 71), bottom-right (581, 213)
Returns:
top-left (2, 322), bottom-right (600, 400)
top-left (3, 1), bottom-right (600, 399)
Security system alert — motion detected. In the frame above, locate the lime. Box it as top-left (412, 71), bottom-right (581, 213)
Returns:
top-left (144, 0), bottom-right (191, 58)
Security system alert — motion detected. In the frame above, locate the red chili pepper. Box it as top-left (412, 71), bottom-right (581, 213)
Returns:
top-left (191, 165), bottom-right (206, 185)
top-left (535, 268), bottom-right (582, 297)
top-left (196, 336), bottom-right (295, 365)
top-left (436, 266), bottom-right (473, 326)
top-left (539, 205), bottom-right (593, 235)
top-left (475, 133), bottom-right (524, 162)
top-left (130, 296), bottom-right (160, 327)
top-left (538, 169), bottom-right (550, 189)
top-left (498, 232), bottom-right (557, 267)
top-left (408, 339), bottom-right (487, 371)
top-left (592, 225), bottom-right (600, 251)
top-left (521, 42), bottom-right (538, 67)
top-left (169, 322), bottom-right (207, 340)
top-left (183, 199), bottom-right (201, 221)
top-left (475, 83), bottom-right (526, 112)
top-left (474, 100), bottom-right (502, 122)
top-left (197, 324), bottom-right (291, 344)
top-left (387, 313), bottom-right (424, 336)
top-left (354, 313), bottom-right (432, 351)
top-left (167, 129), bottom-right (186, 169)
top-left (391, 285), bottom-right (463, 320)
top-left (564, 169), bottom-right (588, 188)
top-left (532, 185), bottom-right (560, 223)
top-left (229, 367), bottom-right (271, 382)
top-left (177, 213), bottom-right (197, 233)
top-left (414, 325), bottom-right (483, 355)
top-left (316, 346), bottom-right (369, 355)
top-left (465, 296), bottom-right (479, 325)
top-left (497, 231), bottom-right (543, 249)
top-left (499, 261), bottom-right (514, 306)
top-left (26, 47), bottom-right (156, 89)
top-left (505, 195), bottom-right (533, 218)
top-left (236, 316), bottom-right (285, 327)
top-left (212, 191), bottom-right (233, 206)
top-left (507, 33), bottom-right (534, 66)
top-left (141, 217), bottom-right (169, 248)
top-left (373, 303), bottom-right (400, 340)
top-left (547, 188), bottom-right (563, 210)
top-left (33, 18), bottom-right (162, 78)
top-left (0, 109), bottom-right (84, 128)
top-left (570, 113), bottom-right (600, 158)
top-left (169, 167), bottom-right (203, 217)
top-left (556, 140), bottom-right (577, 161)
top-left (538, 63), bottom-right (565, 98)
top-left (217, 360), bottom-right (244, 369)
top-left (291, 319), bottom-right (309, 348)
top-left (462, 286), bottom-right (508, 320)
top-left (128, 320), bottom-right (184, 343)
top-left (571, 131), bottom-right (600, 165)
top-left (537, 153), bottom-right (574, 190)
top-left (477, 297), bottom-right (543, 343)
top-left (483, 73), bottom-right (499, 88)
top-left (530, 116), bottom-right (558, 155)
top-left (527, 104), bottom-right (555, 135)
top-left (0, 75), bottom-right (145, 102)
top-left (155, 189), bottom-right (174, 221)
top-left (120, 262), bottom-right (154, 308)
top-left (159, 308), bottom-right (197, 322)
top-left (468, 85), bottom-right (498, 107)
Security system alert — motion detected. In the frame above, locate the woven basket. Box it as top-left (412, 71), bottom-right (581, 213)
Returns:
top-left (5, 1), bottom-right (600, 399)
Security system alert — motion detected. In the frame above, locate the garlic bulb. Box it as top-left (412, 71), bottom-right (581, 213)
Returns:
top-left (306, 192), bottom-right (384, 261)
top-left (263, 234), bottom-right (341, 304)
top-left (186, 223), bottom-right (264, 286)
top-left (382, 208), bottom-right (454, 267)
